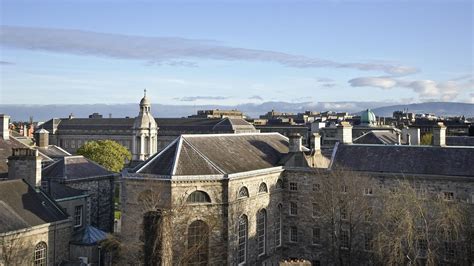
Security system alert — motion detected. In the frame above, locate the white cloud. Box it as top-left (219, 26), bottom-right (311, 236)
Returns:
top-left (0, 25), bottom-right (418, 75)
top-left (348, 76), bottom-right (397, 89)
top-left (348, 75), bottom-right (473, 102)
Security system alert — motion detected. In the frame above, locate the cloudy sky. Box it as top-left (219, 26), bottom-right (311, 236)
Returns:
top-left (0, 0), bottom-right (472, 105)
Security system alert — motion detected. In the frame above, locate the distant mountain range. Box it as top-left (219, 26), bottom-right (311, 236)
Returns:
top-left (0, 101), bottom-right (472, 121)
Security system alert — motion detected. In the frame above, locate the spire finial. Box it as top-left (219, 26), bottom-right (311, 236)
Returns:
top-left (144, 89), bottom-right (147, 97)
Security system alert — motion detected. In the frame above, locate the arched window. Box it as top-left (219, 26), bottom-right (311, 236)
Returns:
top-left (34, 242), bottom-right (47, 266)
top-left (276, 179), bottom-right (283, 190)
top-left (275, 204), bottom-right (282, 247)
top-left (187, 191), bottom-right (211, 203)
top-left (238, 187), bottom-right (249, 198)
top-left (237, 215), bottom-right (248, 264)
top-left (257, 209), bottom-right (266, 255)
top-left (258, 182), bottom-right (268, 193)
top-left (188, 220), bottom-right (209, 266)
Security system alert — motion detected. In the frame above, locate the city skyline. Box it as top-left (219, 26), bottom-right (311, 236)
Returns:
top-left (0, 0), bottom-right (473, 105)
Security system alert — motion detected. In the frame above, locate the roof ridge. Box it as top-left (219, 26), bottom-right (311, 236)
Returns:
top-left (181, 137), bottom-right (226, 175)
top-left (171, 137), bottom-right (183, 176)
top-left (135, 137), bottom-right (180, 173)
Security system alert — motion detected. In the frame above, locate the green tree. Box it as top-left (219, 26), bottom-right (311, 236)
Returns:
top-left (77, 140), bottom-right (131, 172)
top-left (421, 133), bottom-right (433, 145)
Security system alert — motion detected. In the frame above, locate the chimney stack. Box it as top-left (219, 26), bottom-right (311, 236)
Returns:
top-left (0, 114), bottom-right (9, 140)
top-left (8, 148), bottom-right (42, 188)
top-left (288, 133), bottom-right (303, 152)
top-left (34, 129), bottom-right (49, 147)
top-left (336, 122), bottom-right (353, 144)
top-left (433, 122), bottom-right (446, 146)
top-left (311, 133), bottom-right (321, 153)
top-left (401, 127), bottom-right (420, 145)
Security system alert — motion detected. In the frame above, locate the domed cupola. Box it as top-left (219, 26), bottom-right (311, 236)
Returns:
top-left (132, 90), bottom-right (158, 161)
top-left (360, 109), bottom-right (377, 126)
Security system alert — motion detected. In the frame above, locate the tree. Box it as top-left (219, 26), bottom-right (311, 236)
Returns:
top-left (313, 168), bottom-right (377, 265)
top-left (0, 231), bottom-right (33, 265)
top-left (77, 140), bottom-right (131, 172)
top-left (374, 180), bottom-right (472, 265)
top-left (421, 133), bottom-right (433, 145)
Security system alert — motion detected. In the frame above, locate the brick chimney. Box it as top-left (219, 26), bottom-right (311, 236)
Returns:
top-left (0, 114), bottom-right (9, 140)
top-left (34, 129), bottom-right (49, 147)
top-left (433, 122), bottom-right (446, 146)
top-left (311, 133), bottom-right (321, 153)
top-left (288, 133), bottom-right (303, 152)
top-left (336, 121), bottom-right (353, 144)
top-left (8, 148), bottom-right (42, 188)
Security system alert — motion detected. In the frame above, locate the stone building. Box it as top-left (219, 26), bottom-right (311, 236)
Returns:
top-left (38, 94), bottom-right (258, 159)
top-left (121, 120), bottom-right (474, 265)
top-left (42, 155), bottom-right (116, 232)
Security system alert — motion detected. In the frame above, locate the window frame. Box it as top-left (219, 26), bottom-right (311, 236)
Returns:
top-left (275, 204), bottom-right (282, 248)
top-left (289, 226), bottom-right (298, 243)
top-left (289, 202), bottom-right (298, 216)
top-left (258, 182), bottom-right (268, 194)
top-left (237, 215), bottom-right (248, 265)
top-left (187, 220), bottom-right (209, 266)
top-left (312, 227), bottom-right (321, 245)
top-left (257, 209), bottom-right (266, 256)
top-left (74, 205), bottom-right (83, 228)
top-left (34, 242), bottom-right (47, 266)
top-left (289, 182), bottom-right (298, 191)
top-left (187, 190), bottom-right (212, 204)
top-left (238, 187), bottom-right (249, 199)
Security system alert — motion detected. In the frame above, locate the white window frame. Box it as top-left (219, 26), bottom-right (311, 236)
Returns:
top-left (74, 205), bottom-right (83, 228)
top-left (237, 215), bottom-right (248, 265)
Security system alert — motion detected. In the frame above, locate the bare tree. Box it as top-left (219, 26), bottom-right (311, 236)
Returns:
top-left (313, 168), bottom-right (377, 265)
top-left (0, 231), bottom-right (33, 265)
top-left (119, 179), bottom-right (221, 266)
top-left (373, 179), bottom-right (472, 265)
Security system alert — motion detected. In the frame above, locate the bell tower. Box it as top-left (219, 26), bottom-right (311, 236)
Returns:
top-left (132, 90), bottom-right (158, 161)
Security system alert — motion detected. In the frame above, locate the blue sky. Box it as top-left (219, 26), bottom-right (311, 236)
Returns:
top-left (0, 0), bottom-right (472, 105)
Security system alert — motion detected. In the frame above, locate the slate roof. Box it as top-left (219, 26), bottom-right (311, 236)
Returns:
top-left (48, 182), bottom-right (88, 200)
top-left (135, 133), bottom-right (289, 176)
top-left (71, 225), bottom-right (108, 245)
top-left (353, 130), bottom-right (402, 145)
top-left (42, 156), bottom-right (113, 180)
top-left (331, 144), bottom-right (474, 177)
top-left (0, 179), bottom-right (68, 233)
top-left (0, 138), bottom-right (28, 178)
top-left (446, 136), bottom-right (474, 147)
top-left (39, 117), bottom-right (256, 133)
top-left (36, 145), bottom-right (71, 159)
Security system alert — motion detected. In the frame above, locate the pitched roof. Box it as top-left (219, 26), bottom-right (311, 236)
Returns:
top-left (135, 133), bottom-right (289, 176)
top-left (42, 156), bottom-right (113, 180)
top-left (0, 179), bottom-right (68, 233)
top-left (36, 145), bottom-right (71, 159)
top-left (446, 136), bottom-right (474, 147)
top-left (48, 182), bottom-right (88, 200)
top-left (353, 130), bottom-right (401, 145)
top-left (71, 225), bottom-right (108, 245)
top-left (0, 138), bottom-right (28, 178)
top-left (40, 117), bottom-right (256, 133)
top-left (331, 144), bottom-right (474, 177)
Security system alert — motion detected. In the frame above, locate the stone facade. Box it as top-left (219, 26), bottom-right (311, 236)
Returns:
top-left (120, 132), bottom-right (474, 265)
top-left (60, 177), bottom-right (115, 232)
top-left (0, 221), bottom-right (72, 266)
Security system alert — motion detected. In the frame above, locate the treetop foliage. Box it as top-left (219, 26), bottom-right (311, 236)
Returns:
top-left (77, 140), bottom-right (131, 172)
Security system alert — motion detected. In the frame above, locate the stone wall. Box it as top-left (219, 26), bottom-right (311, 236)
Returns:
top-left (0, 220), bottom-right (71, 266)
top-left (65, 176), bottom-right (115, 232)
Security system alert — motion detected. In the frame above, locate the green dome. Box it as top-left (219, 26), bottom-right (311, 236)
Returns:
top-left (360, 109), bottom-right (376, 125)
